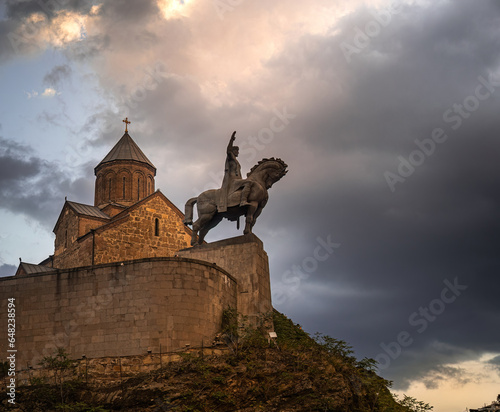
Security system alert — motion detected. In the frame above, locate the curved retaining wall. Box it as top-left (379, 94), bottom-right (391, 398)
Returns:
top-left (0, 257), bottom-right (237, 368)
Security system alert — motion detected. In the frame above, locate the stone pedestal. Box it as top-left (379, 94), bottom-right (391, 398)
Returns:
top-left (178, 234), bottom-right (273, 324)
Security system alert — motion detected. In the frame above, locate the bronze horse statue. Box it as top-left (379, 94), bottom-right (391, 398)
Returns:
top-left (183, 158), bottom-right (288, 245)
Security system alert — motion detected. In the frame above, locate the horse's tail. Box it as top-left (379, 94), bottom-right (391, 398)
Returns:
top-left (183, 197), bottom-right (197, 226)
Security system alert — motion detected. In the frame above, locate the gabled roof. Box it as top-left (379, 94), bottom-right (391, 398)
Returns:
top-left (67, 201), bottom-right (110, 219)
top-left (53, 200), bottom-right (110, 233)
top-left (15, 262), bottom-right (55, 276)
top-left (95, 132), bottom-right (156, 173)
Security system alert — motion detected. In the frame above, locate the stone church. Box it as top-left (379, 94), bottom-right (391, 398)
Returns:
top-left (1, 125), bottom-right (272, 368)
top-left (17, 128), bottom-right (192, 276)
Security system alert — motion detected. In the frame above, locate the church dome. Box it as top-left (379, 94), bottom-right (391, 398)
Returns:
top-left (94, 132), bottom-right (156, 174)
top-left (94, 123), bottom-right (157, 209)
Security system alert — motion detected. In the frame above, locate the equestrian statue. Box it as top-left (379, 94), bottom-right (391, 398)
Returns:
top-left (183, 131), bottom-right (288, 246)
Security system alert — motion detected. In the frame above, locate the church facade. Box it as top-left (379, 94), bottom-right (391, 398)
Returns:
top-left (1, 126), bottom-right (273, 369)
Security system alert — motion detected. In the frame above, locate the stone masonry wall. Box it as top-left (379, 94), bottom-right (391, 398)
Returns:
top-left (178, 234), bottom-right (273, 324)
top-left (79, 216), bottom-right (108, 238)
top-left (0, 257), bottom-right (237, 369)
top-left (54, 207), bottom-right (79, 257)
top-left (53, 235), bottom-right (94, 270)
top-left (10, 347), bottom-right (230, 387)
top-left (53, 208), bottom-right (108, 269)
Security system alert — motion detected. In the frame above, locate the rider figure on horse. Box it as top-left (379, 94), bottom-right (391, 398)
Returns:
top-left (218, 131), bottom-right (253, 212)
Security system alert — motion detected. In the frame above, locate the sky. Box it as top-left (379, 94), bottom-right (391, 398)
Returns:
top-left (1, 0), bottom-right (500, 410)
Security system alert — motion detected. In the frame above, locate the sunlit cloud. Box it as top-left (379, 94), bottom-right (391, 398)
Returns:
top-left (90, 4), bottom-right (103, 16)
top-left (25, 88), bottom-right (60, 99)
top-left (395, 354), bottom-right (500, 411)
top-left (45, 11), bottom-right (88, 46)
top-left (41, 88), bottom-right (59, 97)
top-left (157, 0), bottom-right (192, 19)
top-left (9, 10), bottom-right (93, 55)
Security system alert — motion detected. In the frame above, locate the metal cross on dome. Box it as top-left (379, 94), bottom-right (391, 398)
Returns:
top-left (123, 117), bottom-right (131, 132)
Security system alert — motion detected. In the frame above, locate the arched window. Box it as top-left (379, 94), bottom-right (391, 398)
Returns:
top-left (137, 177), bottom-right (140, 200)
top-left (108, 178), bottom-right (112, 200)
top-left (148, 176), bottom-right (154, 194)
top-left (147, 181), bottom-right (150, 195)
top-left (154, 218), bottom-right (160, 236)
top-left (96, 175), bottom-right (102, 204)
top-left (122, 177), bottom-right (126, 199)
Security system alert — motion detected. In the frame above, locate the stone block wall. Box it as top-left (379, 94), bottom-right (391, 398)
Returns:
top-left (10, 347), bottom-right (230, 387)
top-left (178, 234), bottom-right (273, 324)
top-left (53, 235), bottom-right (94, 270)
top-left (54, 207), bottom-right (108, 257)
top-left (0, 257), bottom-right (237, 369)
top-left (54, 207), bottom-right (79, 257)
top-left (79, 216), bottom-right (108, 238)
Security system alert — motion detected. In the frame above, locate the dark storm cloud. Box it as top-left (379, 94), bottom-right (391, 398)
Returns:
top-left (99, 0), bottom-right (159, 22)
top-left (5, 0), bottom-right (94, 20)
top-left (273, 2), bottom-right (500, 158)
top-left (420, 365), bottom-right (472, 390)
top-left (0, 136), bottom-right (93, 229)
top-left (241, 0), bottom-right (500, 389)
top-left (43, 64), bottom-right (72, 87)
top-left (0, 19), bottom-right (16, 59)
top-left (489, 356), bottom-right (500, 366)
top-left (0, 153), bottom-right (41, 181)
top-left (0, 264), bottom-right (16, 277)
top-left (488, 355), bottom-right (500, 376)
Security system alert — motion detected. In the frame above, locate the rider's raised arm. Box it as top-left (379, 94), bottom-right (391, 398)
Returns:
top-left (227, 131), bottom-right (237, 155)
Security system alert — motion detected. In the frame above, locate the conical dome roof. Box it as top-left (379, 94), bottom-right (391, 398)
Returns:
top-left (95, 132), bottom-right (156, 173)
